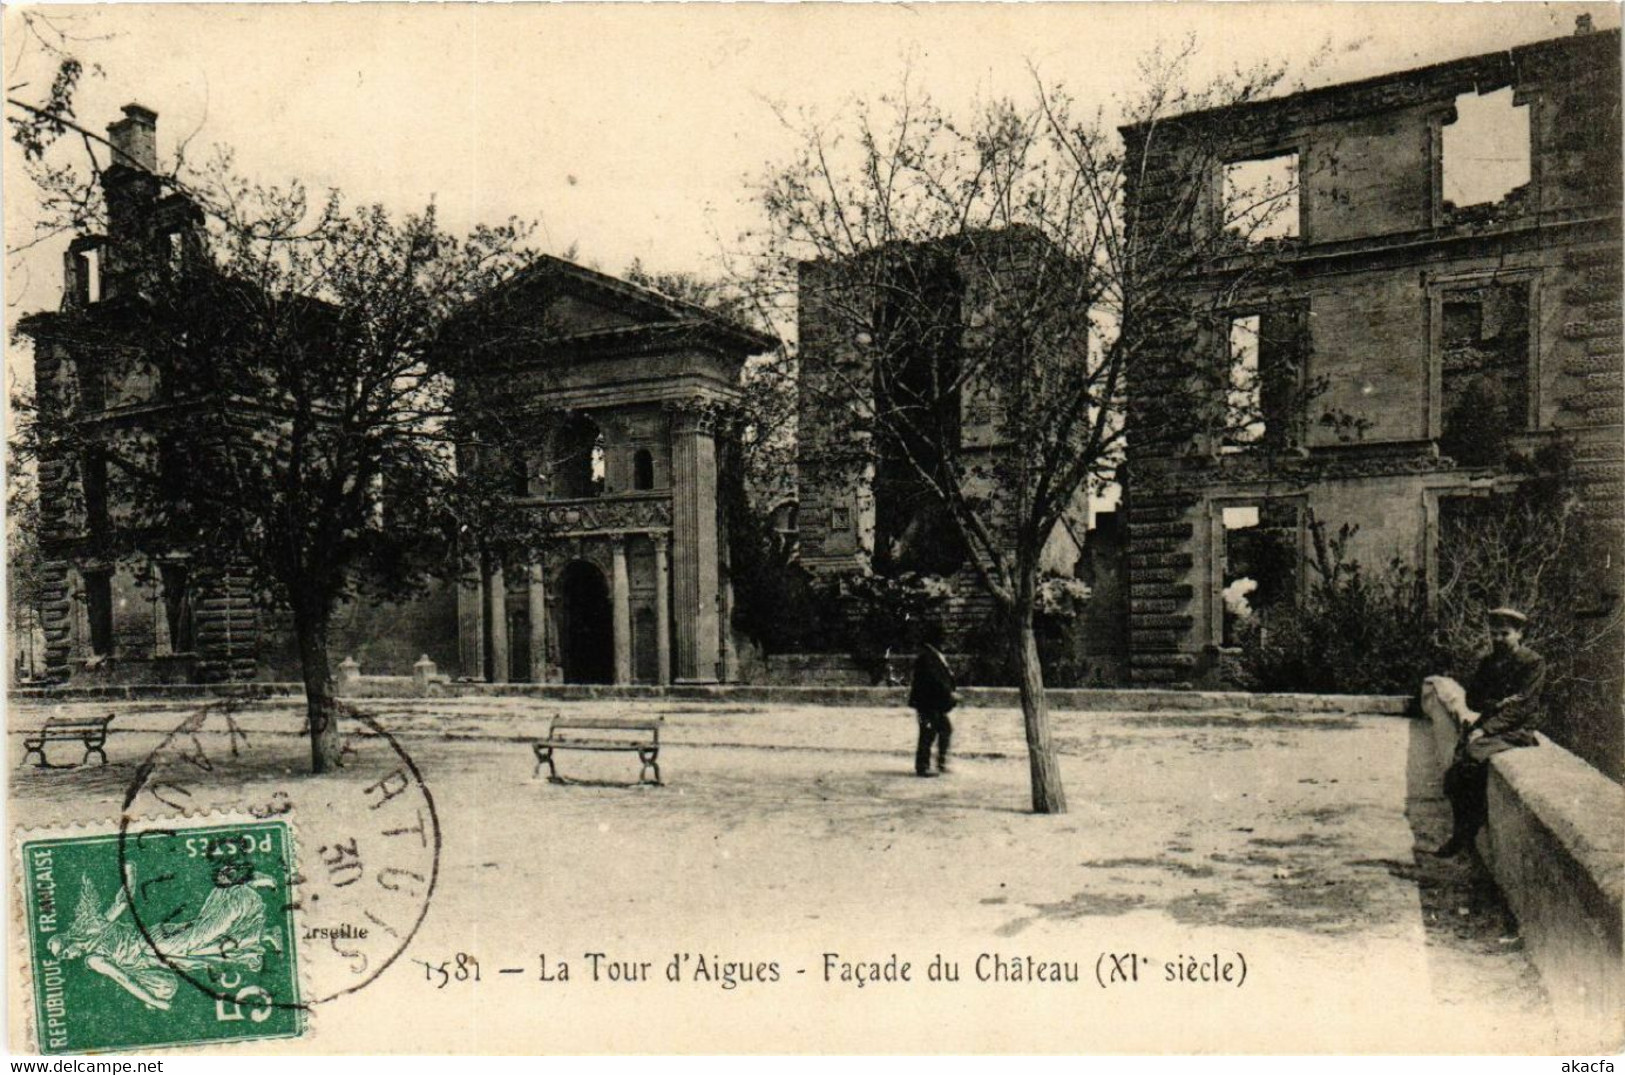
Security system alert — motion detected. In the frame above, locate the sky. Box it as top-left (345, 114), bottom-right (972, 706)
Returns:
top-left (4, 1), bottom-right (1620, 371)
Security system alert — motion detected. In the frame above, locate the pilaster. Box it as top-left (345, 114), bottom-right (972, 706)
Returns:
top-left (654, 536), bottom-right (672, 685)
top-left (670, 404), bottom-right (721, 683)
top-left (457, 570), bottom-right (484, 680)
top-left (485, 561), bottom-right (509, 684)
top-left (611, 539), bottom-right (633, 685)
top-left (527, 562), bottom-right (550, 683)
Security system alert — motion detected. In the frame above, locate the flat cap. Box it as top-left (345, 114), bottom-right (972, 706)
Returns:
top-left (1486, 607), bottom-right (1529, 627)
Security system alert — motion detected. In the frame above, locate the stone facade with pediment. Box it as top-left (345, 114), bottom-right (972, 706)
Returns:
top-left (450, 257), bottom-right (774, 685)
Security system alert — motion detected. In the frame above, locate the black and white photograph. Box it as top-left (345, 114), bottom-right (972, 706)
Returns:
top-left (4, 2), bottom-right (1621, 1057)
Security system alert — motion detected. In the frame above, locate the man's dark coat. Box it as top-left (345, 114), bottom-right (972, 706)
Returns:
top-left (1464, 643), bottom-right (1546, 753)
top-left (908, 646), bottom-right (957, 714)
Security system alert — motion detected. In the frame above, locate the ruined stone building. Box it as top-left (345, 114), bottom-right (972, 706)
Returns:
top-left (18, 105), bottom-right (771, 686)
top-left (18, 106), bottom-right (251, 684)
top-left (794, 229), bottom-right (1093, 646)
top-left (1118, 27), bottom-right (1622, 686)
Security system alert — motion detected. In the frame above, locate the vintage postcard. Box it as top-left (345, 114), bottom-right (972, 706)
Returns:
top-left (5, 2), bottom-right (1621, 1057)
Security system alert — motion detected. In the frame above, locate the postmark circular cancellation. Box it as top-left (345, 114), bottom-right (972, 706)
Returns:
top-left (60, 700), bottom-right (445, 1040)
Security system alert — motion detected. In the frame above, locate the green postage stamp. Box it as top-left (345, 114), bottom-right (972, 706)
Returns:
top-left (19, 820), bottom-right (305, 1054)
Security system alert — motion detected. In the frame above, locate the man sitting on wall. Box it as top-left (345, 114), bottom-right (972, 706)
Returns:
top-left (1433, 607), bottom-right (1545, 858)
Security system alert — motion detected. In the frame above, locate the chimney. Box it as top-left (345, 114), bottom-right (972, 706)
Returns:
top-left (106, 104), bottom-right (157, 172)
top-left (1575, 14), bottom-right (1594, 35)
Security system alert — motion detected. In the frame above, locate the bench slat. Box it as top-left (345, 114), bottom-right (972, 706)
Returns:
top-left (547, 718), bottom-right (659, 731)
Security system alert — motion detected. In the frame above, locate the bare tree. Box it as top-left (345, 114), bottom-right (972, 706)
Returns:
top-left (10, 68), bottom-right (539, 771)
top-left (738, 47), bottom-right (1301, 813)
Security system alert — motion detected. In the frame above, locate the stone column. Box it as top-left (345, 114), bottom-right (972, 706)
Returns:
top-left (456, 569), bottom-right (484, 681)
top-left (485, 560), bottom-right (509, 684)
top-left (527, 562), bottom-right (549, 684)
top-left (654, 535), bottom-right (672, 685)
top-left (611, 539), bottom-right (633, 685)
top-left (670, 405), bottom-right (722, 682)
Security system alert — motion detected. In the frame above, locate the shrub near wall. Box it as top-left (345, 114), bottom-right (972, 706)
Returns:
top-left (956, 575), bottom-right (1099, 688)
top-left (1435, 446), bottom-right (1623, 781)
top-left (1236, 520), bottom-right (1446, 695)
top-left (1237, 461), bottom-right (1622, 781)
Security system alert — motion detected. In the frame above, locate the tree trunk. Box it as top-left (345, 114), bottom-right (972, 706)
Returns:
top-left (1014, 605), bottom-right (1068, 814)
top-left (294, 607), bottom-right (343, 773)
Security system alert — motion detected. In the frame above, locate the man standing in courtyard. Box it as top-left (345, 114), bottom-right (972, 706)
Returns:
top-left (1434, 607), bottom-right (1545, 857)
top-left (908, 626), bottom-right (957, 777)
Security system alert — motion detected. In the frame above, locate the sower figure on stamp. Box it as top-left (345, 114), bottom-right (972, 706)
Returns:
top-left (48, 862), bottom-right (280, 1010)
top-left (1433, 607), bottom-right (1545, 858)
top-left (908, 624), bottom-right (957, 777)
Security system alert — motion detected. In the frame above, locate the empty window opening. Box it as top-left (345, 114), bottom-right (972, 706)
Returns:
top-left (772, 502), bottom-right (800, 556)
top-left (1442, 88), bottom-right (1531, 218)
top-left (1439, 282), bottom-right (1530, 467)
top-left (632, 449), bottom-right (655, 491)
top-left (84, 571), bottom-right (114, 657)
top-left (1437, 493), bottom-right (1500, 611)
top-left (509, 451), bottom-right (532, 497)
top-left (590, 440), bottom-right (606, 488)
top-left (75, 357), bottom-right (107, 412)
top-left (157, 435), bottom-right (187, 492)
top-left (1223, 153), bottom-right (1300, 241)
top-left (554, 414), bottom-right (606, 498)
top-left (1220, 501), bottom-right (1299, 646)
top-left (159, 563), bottom-right (195, 654)
top-left (773, 502), bottom-right (799, 536)
top-left (1224, 316), bottom-right (1264, 450)
top-left (81, 450), bottom-right (110, 536)
top-left (1220, 306), bottom-right (1309, 451)
top-left (73, 247), bottom-right (103, 304)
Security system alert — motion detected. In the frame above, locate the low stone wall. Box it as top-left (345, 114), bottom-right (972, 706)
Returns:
top-left (338, 674), bottom-right (417, 698)
top-left (8, 682), bottom-right (303, 702)
top-left (756, 652), bottom-right (987, 687)
top-left (757, 653), bottom-right (877, 687)
top-left (1420, 676), bottom-right (1624, 1050)
top-left (13, 679), bottom-right (1408, 715)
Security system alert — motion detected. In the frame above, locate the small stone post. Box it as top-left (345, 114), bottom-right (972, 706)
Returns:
top-left (337, 655), bottom-right (360, 694)
top-left (413, 654), bottom-right (438, 695)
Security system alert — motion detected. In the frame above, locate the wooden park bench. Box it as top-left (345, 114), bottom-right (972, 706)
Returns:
top-left (21, 713), bottom-right (115, 769)
top-left (533, 716), bottom-right (662, 786)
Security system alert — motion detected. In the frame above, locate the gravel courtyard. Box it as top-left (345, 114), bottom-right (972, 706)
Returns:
top-left (7, 695), bottom-right (1554, 1053)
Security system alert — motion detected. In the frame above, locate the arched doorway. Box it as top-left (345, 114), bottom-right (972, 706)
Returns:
top-left (558, 560), bottom-right (613, 684)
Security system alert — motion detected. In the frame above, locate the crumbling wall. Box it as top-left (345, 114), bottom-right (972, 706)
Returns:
top-left (1120, 28), bottom-right (1622, 686)
top-left (794, 232), bottom-right (1095, 661)
top-left (795, 256), bottom-right (878, 573)
top-left (1306, 105), bottom-right (1437, 242)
